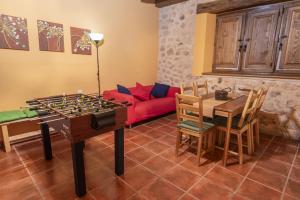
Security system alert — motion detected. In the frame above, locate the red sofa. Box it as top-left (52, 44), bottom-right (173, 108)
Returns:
top-left (103, 85), bottom-right (180, 126)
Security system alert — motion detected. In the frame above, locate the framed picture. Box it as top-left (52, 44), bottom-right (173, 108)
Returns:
top-left (70, 27), bottom-right (91, 55)
top-left (0, 14), bottom-right (29, 50)
top-left (37, 20), bottom-right (64, 52)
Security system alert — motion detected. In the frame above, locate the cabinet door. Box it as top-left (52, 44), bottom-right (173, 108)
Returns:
top-left (242, 6), bottom-right (280, 72)
top-left (277, 3), bottom-right (300, 73)
top-left (213, 12), bottom-right (245, 71)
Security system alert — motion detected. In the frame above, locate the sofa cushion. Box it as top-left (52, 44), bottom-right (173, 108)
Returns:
top-left (135, 97), bottom-right (175, 118)
top-left (151, 83), bottom-right (170, 98)
top-left (117, 84), bottom-right (131, 95)
top-left (132, 82), bottom-right (151, 101)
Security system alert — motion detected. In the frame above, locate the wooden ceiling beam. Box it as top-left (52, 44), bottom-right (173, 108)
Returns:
top-left (141, 0), bottom-right (188, 8)
top-left (197, 0), bottom-right (293, 14)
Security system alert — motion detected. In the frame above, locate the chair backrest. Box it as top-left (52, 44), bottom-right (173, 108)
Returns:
top-left (237, 90), bottom-right (260, 128)
top-left (180, 83), bottom-right (194, 95)
top-left (176, 94), bottom-right (203, 128)
top-left (193, 81), bottom-right (208, 96)
top-left (253, 87), bottom-right (269, 118)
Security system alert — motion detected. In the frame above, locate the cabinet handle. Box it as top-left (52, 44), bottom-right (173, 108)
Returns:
top-left (281, 35), bottom-right (288, 39)
top-left (243, 44), bottom-right (247, 52)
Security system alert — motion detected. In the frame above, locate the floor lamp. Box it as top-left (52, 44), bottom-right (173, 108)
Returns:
top-left (89, 32), bottom-right (104, 98)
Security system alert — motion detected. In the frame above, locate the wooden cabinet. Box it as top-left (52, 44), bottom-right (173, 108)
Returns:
top-left (212, 1), bottom-right (300, 76)
top-left (242, 6), bottom-right (280, 72)
top-left (277, 2), bottom-right (300, 73)
top-left (213, 12), bottom-right (245, 71)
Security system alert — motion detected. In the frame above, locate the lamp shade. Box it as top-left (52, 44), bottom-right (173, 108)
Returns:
top-left (89, 32), bottom-right (104, 42)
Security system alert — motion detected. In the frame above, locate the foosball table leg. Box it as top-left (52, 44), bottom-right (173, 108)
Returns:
top-left (71, 141), bottom-right (86, 197)
top-left (40, 123), bottom-right (52, 160)
top-left (114, 128), bottom-right (124, 176)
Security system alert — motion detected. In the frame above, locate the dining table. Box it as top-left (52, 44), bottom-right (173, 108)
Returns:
top-left (194, 93), bottom-right (248, 166)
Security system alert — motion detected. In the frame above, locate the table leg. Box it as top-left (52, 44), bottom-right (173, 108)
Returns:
top-left (114, 128), bottom-right (124, 176)
top-left (1, 125), bottom-right (11, 152)
top-left (223, 113), bottom-right (233, 166)
top-left (40, 123), bottom-right (52, 160)
top-left (71, 141), bottom-right (86, 197)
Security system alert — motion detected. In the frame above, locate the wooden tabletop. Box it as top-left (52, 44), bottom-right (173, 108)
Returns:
top-left (214, 95), bottom-right (247, 116)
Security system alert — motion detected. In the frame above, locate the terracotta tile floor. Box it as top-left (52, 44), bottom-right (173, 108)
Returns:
top-left (0, 114), bottom-right (299, 200)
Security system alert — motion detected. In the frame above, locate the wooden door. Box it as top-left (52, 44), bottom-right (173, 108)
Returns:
top-left (242, 5), bottom-right (281, 73)
top-left (277, 2), bottom-right (300, 73)
top-left (213, 12), bottom-right (245, 71)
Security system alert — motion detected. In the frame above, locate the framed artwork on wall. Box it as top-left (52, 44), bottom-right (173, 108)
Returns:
top-left (0, 14), bottom-right (29, 50)
top-left (70, 27), bottom-right (91, 55)
top-left (37, 20), bottom-right (64, 52)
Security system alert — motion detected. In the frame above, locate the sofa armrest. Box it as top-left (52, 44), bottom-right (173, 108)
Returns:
top-left (103, 91), bottom-right (139, 107)
top-left (167, 87), bottom-right (181, 98)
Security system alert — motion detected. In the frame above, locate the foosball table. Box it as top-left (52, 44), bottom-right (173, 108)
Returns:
top-left (26, 93), bottom-right (128, 197)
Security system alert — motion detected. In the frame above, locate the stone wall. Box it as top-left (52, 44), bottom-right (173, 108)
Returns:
top-left (157, 0), bottom-right (300, 140)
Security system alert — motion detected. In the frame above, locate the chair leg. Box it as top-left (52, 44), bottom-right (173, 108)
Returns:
top-left (175, 130), bottom-right (182, 157)
top-left (197, 135), bottom-right (203, 166)
top-left (247, 126), bottom-right (253, 155)
top-left (237, 133), bottom-right (243, 165)
top-left (223, 131), bottom-right (231, 166)
top-left (211, 129), bottom-right (216, 152)
top-left (255, 120), bottom-right (260, 145)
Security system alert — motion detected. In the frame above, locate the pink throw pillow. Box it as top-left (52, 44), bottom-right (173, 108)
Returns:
top-left (132, 82), bottom-right (151, 101)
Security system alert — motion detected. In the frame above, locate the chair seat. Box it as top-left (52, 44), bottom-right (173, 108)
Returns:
top-left (213, 114), bottom-right (247, 129)
top-left (177, 120), bottom-right (215, 133)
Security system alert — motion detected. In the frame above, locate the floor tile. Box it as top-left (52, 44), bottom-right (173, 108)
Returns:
top-left (257, 155), bottom-right (291, 177)
top-left (132, 125), bottom-right (151, 133)
top-left (143, 129), bottom-right (166, 139)
top-left (180, 194), bottom-right (198, 200)
top-left (160, 147), bottom-right (191, 164)
top-left (180, 156), bottom-right (216, 176)
top-left (248, 165), bottom-right (287, 191)
top-left (144, 141), bottom-right (170, 154)
top-left (290, 166), bottom-right (300, 182)
top-left (162, 165), bottom-right (200, 191)
top-left (189, 177), bottom-right (233, 200)
top-left (124, 140), bottom-right (140, 153)
top-left (120, 165), bottom-right (158, 190)
top-left (42, 180), bottom-right (76, 200)
top-left (156, 125), bottom-right (176, 133)
top-left (0, 165), bottom-right (29, 186)
top-left (25, 157), bottom-right (63, 175)
top-left (32, 166), bottom-right (71, 192)
top-left (126, 147), bottom-right (155, 163)
top-left (159, 134), bottom-right (177, 146)
top-left (0, 177), bottom-right (41, 200)
top-left (205, 166), bottom-right (243, 192)
top-left (236, 178), bottom-right (281, 200)
top-left (143, 156), bottom-right (174, 176)
top-left (139, 178), bottom-right (184, 200)
top-left (130, 134), bottom-right (153, 146)
top-left (285, 179), bottom-right (300, 198)
top-left (90, 177), bottom-right (135, 200)
top-left (86, 164), bottom-right (115, 190)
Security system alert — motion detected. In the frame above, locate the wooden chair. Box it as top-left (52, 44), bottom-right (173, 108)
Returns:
top-left (251, 87), bottom-right (268, 147)
top-left (175, 94), bottom-right (216, 166)
top-left (180, 83), bottom-right (194, 95)
top-left (216, 90), bottom-right (260, 165)
top-left (193, 80), bottom-right (208, 96)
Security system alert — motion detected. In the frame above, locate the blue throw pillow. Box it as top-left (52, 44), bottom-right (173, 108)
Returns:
top-left (117, 84), bottom-right (131, 95)
top-left (151, 83), bottom-right (170, 98)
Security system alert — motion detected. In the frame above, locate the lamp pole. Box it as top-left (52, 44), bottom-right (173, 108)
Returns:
top-left (89, 32), bottom-right (104, 98)
top-left (96, 44), bottom-right (101, 98)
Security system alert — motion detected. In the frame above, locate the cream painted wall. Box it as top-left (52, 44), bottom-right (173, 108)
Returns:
top-left (192, 13), bottom-right (216, 76)
top-left (0, 0), bottom-right (158, 110)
